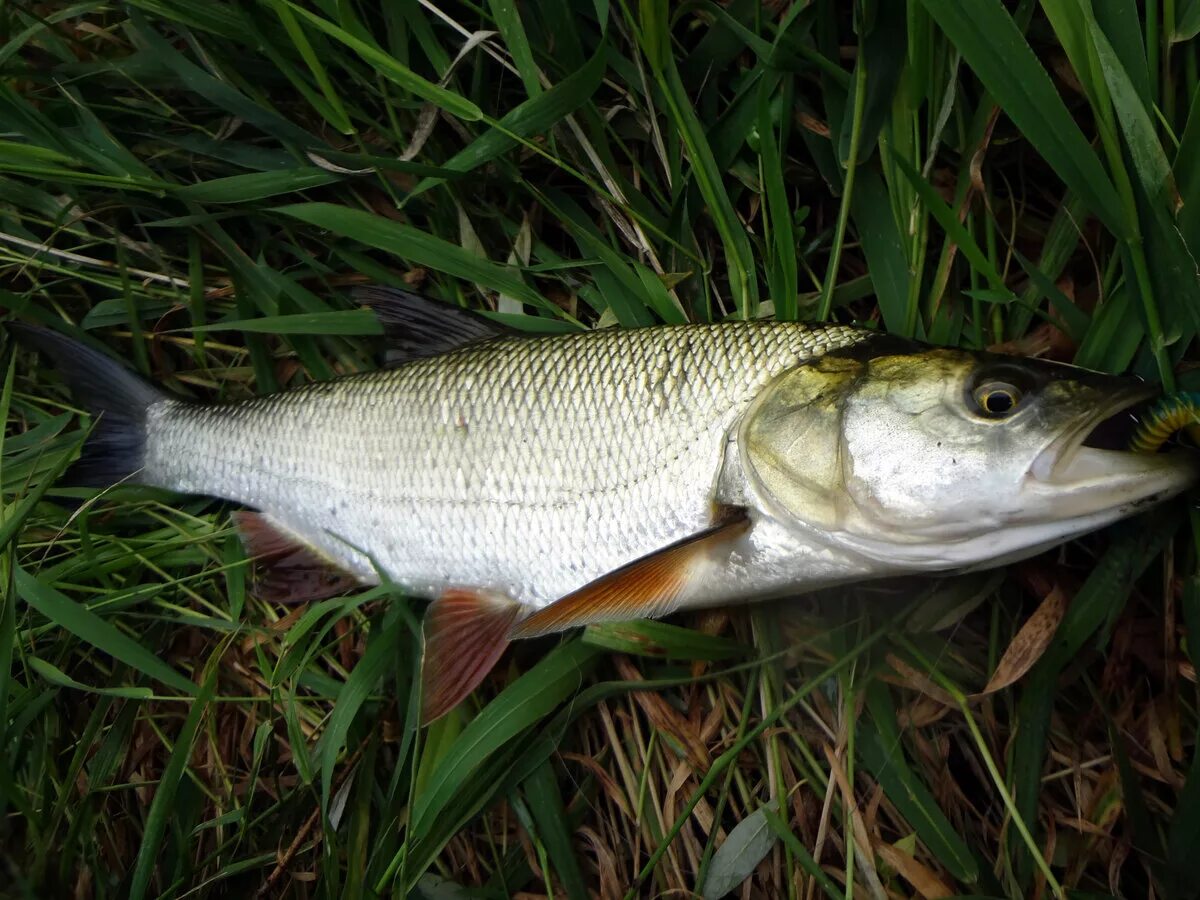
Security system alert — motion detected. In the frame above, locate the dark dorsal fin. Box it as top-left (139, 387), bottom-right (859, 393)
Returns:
top-left (353, 285), bottom-right (506, 365)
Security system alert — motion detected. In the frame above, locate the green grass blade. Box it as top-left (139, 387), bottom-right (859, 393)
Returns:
top-left (1012, 250), bottom-right (1091, 341)
top-left (1093, 0), bottom-right (1153, 106)
top-left (891, 154), bottom-right (1006, 292)
top-left (14, 566), bottom-right (196, 695)
top-left (127, 664), bottom-right (215, 900)
top-left (173, 168), bottom-right (346, 203)
top-left (859, 681), bottom-right (979, 883)
top-left (648, 35), bottom-right (758, 318)
top-left (0, 432), bottom-right (81, 549)
top-left (276, 203), bottom-right (570, 318)
top-left (758, 78), bottom-right (798, 322)
top-left (851, 164), bottom-right (915, 335)
top-left (1087, 18), bottom-right (1174, 208)
top-left (125, 8), bottom-right (322, 149)
top-left (189, 310), bottom-right (381, 335)
top-left (408, 41), bottom-right (608, 199)
top-left (839, 0), bottom-right (907, 163)
top-left (410, 639), bottom-right (600, 840)
top-left (27, 657), bottom-right (155, 699)
top-left (1075, 286), bottom-right (1144, 372)
top-left (1177, 83), bottom-right (1200, 248)
top-left (520, 762), bottom-right (588, 900)
top-left (917, 0), bottom-right (1128, 237)
top-left (1178, 0), bottom-right (1200, 40)
top-left (279, 1), bottom-right (483, 122)
top-left (486, 0), bottom-right (542, 98)
top-left (581, 619), bottom-right (748, 659)
top-left (266, 0), bottom-right (355, 135)
top-left (315, 608), bottom-right (404, 816)
top-left (632, 261), bottom-right (689, 325)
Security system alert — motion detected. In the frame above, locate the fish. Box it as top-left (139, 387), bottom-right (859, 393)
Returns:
top-left (10, 287), bottom-right (1197, 721)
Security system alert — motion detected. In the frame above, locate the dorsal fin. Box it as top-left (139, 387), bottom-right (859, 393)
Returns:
top-left (353, 285), bottom-right (506, 365)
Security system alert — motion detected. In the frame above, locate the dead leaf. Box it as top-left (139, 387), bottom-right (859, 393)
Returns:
top-left (613, 656), bottom-right (711, 769)
top-left (561, 752), bottom-right (634, 819)
top-left (875, 842), bottom-right (954, 898)
top-left (977, 585), bottom-right (1069, 696)
top-left (794, 110), bottom-right (831, 138)
top-left (1108, 840), bottom-right (1131, 896)
top-left (884, 653), bottom-right (957, 706)
top-left (1180, 658), bottom-right (1197, 682)
top-left (823, 745), bottom-right (886, 900)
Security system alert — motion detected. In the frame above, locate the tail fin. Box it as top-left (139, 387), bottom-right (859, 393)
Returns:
top-left (7, 323), bottom-right (169, 487)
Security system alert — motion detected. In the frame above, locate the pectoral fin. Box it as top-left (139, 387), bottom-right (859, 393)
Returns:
top-left (509, 508), bottom-right (751, 639)
top-left (234, 511), bottom-right (358, 604)
top-left (421, 588), bottom-right (524, 724)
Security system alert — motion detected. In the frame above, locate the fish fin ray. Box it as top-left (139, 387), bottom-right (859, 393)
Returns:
top-left (7, 322), bottom-right (168, 487)
top-left (421, 588), bottom-right (523, 724)
top-left (234, 511), bottom-right (358, 604)
top-left (353, 285), bottom-right (507, 364)
top-left (509, 507), bottom-right (751, 639)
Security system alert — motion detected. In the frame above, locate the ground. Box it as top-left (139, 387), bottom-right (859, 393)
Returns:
top-left (2, 1), bottom-right (1200, 898)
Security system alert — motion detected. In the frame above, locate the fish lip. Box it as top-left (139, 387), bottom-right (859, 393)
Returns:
top-left (1029, 384), bottom-right (1163, 483)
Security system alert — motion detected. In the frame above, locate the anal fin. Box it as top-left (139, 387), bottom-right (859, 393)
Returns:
top-left (234, 511), bottom-right (358, 604)
top-left (422, 588), bottom-right (523, 724)
top-left (509, 507), bottom-right (751, 639)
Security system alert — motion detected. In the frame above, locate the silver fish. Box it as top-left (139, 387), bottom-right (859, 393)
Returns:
top-left (13, 288), bottom-right (1196, 719)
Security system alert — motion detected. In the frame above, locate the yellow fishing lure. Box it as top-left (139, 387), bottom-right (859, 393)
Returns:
top-left (1129, 392), bottom-right (1200, 453)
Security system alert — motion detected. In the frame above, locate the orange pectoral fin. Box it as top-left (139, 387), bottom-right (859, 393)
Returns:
top-left (234, 511), bottom-right (359, 604)
top-left (509, 507), bottom-right (751, 640)
top-left (421, 588), bottom-right (524, 725)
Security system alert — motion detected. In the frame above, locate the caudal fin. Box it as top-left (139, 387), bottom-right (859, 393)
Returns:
top-left (7, 323), bottom-right (169, 487)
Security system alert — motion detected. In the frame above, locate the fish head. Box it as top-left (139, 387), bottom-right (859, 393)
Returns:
top-left (740, 343), bottom-right (1198, 571)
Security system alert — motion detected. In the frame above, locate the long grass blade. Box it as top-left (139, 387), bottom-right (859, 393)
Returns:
top-left (917, 0), bottom-right (1127, 237)
top-left (14, 566), bottom-right (196, 695)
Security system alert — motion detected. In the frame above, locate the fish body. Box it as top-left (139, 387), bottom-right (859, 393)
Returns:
top-left (13, 288), bottom-right (1197, 719)
top-left (144, 320), bottom-right (876, 608)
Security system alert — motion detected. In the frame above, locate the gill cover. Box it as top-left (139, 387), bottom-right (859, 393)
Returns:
top-left (738, 354), bottom-right (865, 531)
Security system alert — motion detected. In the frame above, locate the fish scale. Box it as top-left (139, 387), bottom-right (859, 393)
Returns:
top-left (142, 321), bottom-right (868, 606)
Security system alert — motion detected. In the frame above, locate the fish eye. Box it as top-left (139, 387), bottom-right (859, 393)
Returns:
top-left (972, 381), bottom-right (1022, 418)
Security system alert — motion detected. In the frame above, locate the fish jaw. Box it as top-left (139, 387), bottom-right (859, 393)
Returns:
top-left (1024, 385), bottom-right (1200, 522)
top-left (833, 385), bottom-right (1198, 572)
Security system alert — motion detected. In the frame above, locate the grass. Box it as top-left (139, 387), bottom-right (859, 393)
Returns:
top-left (2, 0), bottom-right (1200, 897)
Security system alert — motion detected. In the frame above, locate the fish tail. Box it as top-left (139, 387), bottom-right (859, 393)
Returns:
top-left (7, 323), bottom-right (169, 487)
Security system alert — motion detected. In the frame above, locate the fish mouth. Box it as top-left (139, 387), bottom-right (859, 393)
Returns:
top-left (1029, 385), bottom-right (1199, 495)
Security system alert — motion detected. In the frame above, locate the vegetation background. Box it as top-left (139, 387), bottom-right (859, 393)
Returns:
top-left (2, 0), bottom-right (1200, 897)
